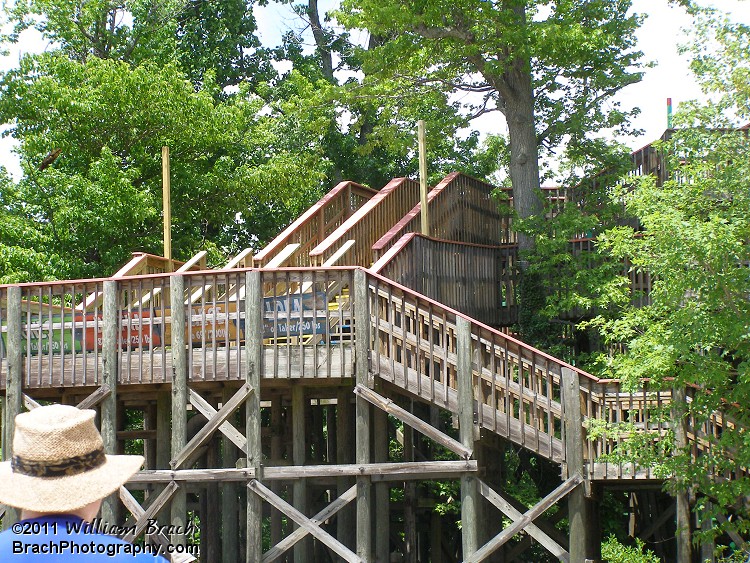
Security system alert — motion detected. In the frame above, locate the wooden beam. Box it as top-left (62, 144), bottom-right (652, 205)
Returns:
top-left (562, 366), bottom-right (595, 562)
top-left (77, 385), bottom-right (112, 410)
top-left (128, 468), bottom-right (256, 483)
top-left (292, 383), bottom-right (309, 563)
top-left (172, 384), bottom-right (252, 469)
top-left (3, 286), bottom-right (22, 526)
top-left (248, 480), bottom-right (363, 563)
top-left (354, 269), bottom-right (372, 561)
top-left (101, 280), bottom-right (119, 527)
top-left (354, 384), bottom-right (471, 459)
top-left (118, 486), bottom-right (196, 563)
top-left (465, 476), bottom-right (582, 563)
top-left (478, 479), bottom-right (569, 562)
top-left (264, 460), bottom-right (477, 481)
top-left (121, 482), bottom-right (179, 543)
top-left (189, 389), bottom-right (247, 454)
top-left (263, 485), bottom-right (357, 562)
top-left (265, 243), bottom-right (301, 268)
top-left (323, 239), bottom-right (356, 266)
top-left (170, 275), bottom-right (188, 545)
top-left (245, 270), bottom-right (264, 563)
top-left (23, 395), bottom-right (41, 410)
top-left (457, 316), bottom-right (478, 558)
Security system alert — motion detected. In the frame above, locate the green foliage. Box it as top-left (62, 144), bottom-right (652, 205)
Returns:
top-left (582, 6), bottom-right (750, 541)
top-left (601, 535), bottom-right (661, 563)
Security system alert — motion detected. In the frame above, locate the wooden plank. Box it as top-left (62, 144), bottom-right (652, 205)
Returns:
top-left (189, 388), bottom-right (247, 454)
top-left (263, 485), bottom-right (357, 562)
top-left (248, 480), bottom-right (363, 563)
top-left (128, 468), bottom-right (256, 483)
top-left (265, 243), bottom-right (302, 268)
top-left (101, 280), bottom-right (119, 526)
top-left (292, 383), bottom-right (309, 563)
top-left (354, 269), bottom-right (372, 560)
top-left (478, 479), bottom-right (569, 561)
top-left (354, 384), bottom-right (471, 459)
top-left (465, 476), bottom-right (582, 563)
top-left (246, 270), bottom-right (264, 563)
top-left (77, 384), bottom-right (112, 410)
top-left (23, 394), bottom-right (41, 410)
top-left (323, 239), bottom-right (356, 266)
top-left (457, 315), bottom-right (478, 558)
top-left (173, 384), bottom-right (252, 470)
top-left (262, 460), bottom-right (477, 480)
top-left (121, 481), bottom-right (180, 543)
top-left (170, 275), bottom-right (187, 544)
top-left (118, 486), bottom-right (196, 563)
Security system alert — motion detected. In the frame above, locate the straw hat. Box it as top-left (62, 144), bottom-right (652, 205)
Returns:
top-left (0, 404), bottom-right (143, 513)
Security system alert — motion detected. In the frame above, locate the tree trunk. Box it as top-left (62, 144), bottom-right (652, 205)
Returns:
top-left (504, 67), bottom-right (542, 256)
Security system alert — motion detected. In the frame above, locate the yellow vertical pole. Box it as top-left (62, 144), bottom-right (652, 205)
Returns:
top-left (162, 146), bottom-right (172, 271)
top-left (418, 120), bottom-right (429, 236)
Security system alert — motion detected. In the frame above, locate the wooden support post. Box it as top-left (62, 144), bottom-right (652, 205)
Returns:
top-left (672, 386), bottom-right (693, 563)
top-left (354, 269), bottom-right (372, 561)
top-left (170, 275), bottom-right (187, 545)
top-left (337, 387), bottom-right (355, 550)
top-left (245, 270), bottom-right (264, 563)
top-left (101, 280), bottom-right (120, 526)
top-left (457, 316), bottom-right (478, 558)
top-left (562, 367), bottom-right (598, 563)
top-left (374, 405), bottom-right (389, 563)
top-left (270, 394), bottom-right (283, 552)
top-left (222, 387), bottom-right (240, 563)
top-left (205, 418), bottom-right (221, 561)
top-left (4, 286), bottom-right (23, 525)
top-left (292, 383), bottom-right (310, 563)
top-left (403, 403), bottom-right (417, 563)
top-left (417, 119), bottom-right (430, 236)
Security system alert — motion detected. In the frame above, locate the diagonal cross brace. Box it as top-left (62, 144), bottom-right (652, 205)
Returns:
top-left (262, 485), bottom-right (357, 562)
top-left (189, 389), bottom-right (247, 454)
top-left (172, 383), bottom-right (253, 470)
top-left (465, 475), bottom-right (583, 563)
top-left (118, 485), bottom-right (196, 563)
top-left (478, 479), bottom-right (569, 562)
top-left (354, 384), bottom-right (472, 459)
top-left (248, 480), bottom-right (362, 563)
top-left (120, 482), bottom-right (179, 543)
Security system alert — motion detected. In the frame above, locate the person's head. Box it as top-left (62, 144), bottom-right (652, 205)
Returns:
top-left (0, 404), bottom-right (143, 521)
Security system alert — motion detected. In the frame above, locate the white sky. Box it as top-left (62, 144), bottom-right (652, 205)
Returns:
top-left (1, 0), bottom-right (748, 178)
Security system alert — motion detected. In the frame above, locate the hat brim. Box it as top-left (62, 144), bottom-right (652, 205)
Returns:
top-left (0, 454), bottom-right (143, 513)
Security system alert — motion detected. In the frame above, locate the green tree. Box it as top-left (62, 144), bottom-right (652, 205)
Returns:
top-left (589, 7), bottom-right (750, 545)
top-left (337, 0), bottom-right (643, 252)
top-left (0, 54), bottom-right (329, 279)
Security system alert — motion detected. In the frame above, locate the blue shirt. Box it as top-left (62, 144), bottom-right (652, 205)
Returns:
top-left (0, 515), bottom-right (168, 561)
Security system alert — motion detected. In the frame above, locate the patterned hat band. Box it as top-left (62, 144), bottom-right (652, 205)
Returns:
top-left (11, 447), bottom-right (106, 478)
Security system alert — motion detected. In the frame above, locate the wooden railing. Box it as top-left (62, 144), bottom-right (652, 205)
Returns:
top-left (372, 233), bottom-right (517, 326)
top-left (0, 266), bottom-right (731, 481)
top-left (308, 178), bottom-right (421, 267)
top-left (253, 181), bottom-right (377, 268)
top-left (372, 172), bottom-right (511, 260)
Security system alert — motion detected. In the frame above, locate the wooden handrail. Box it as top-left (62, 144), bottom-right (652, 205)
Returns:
top-left (253, 181), bottom-right (377, 267)
top-left (309, 178), bottom-right (420, 266)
